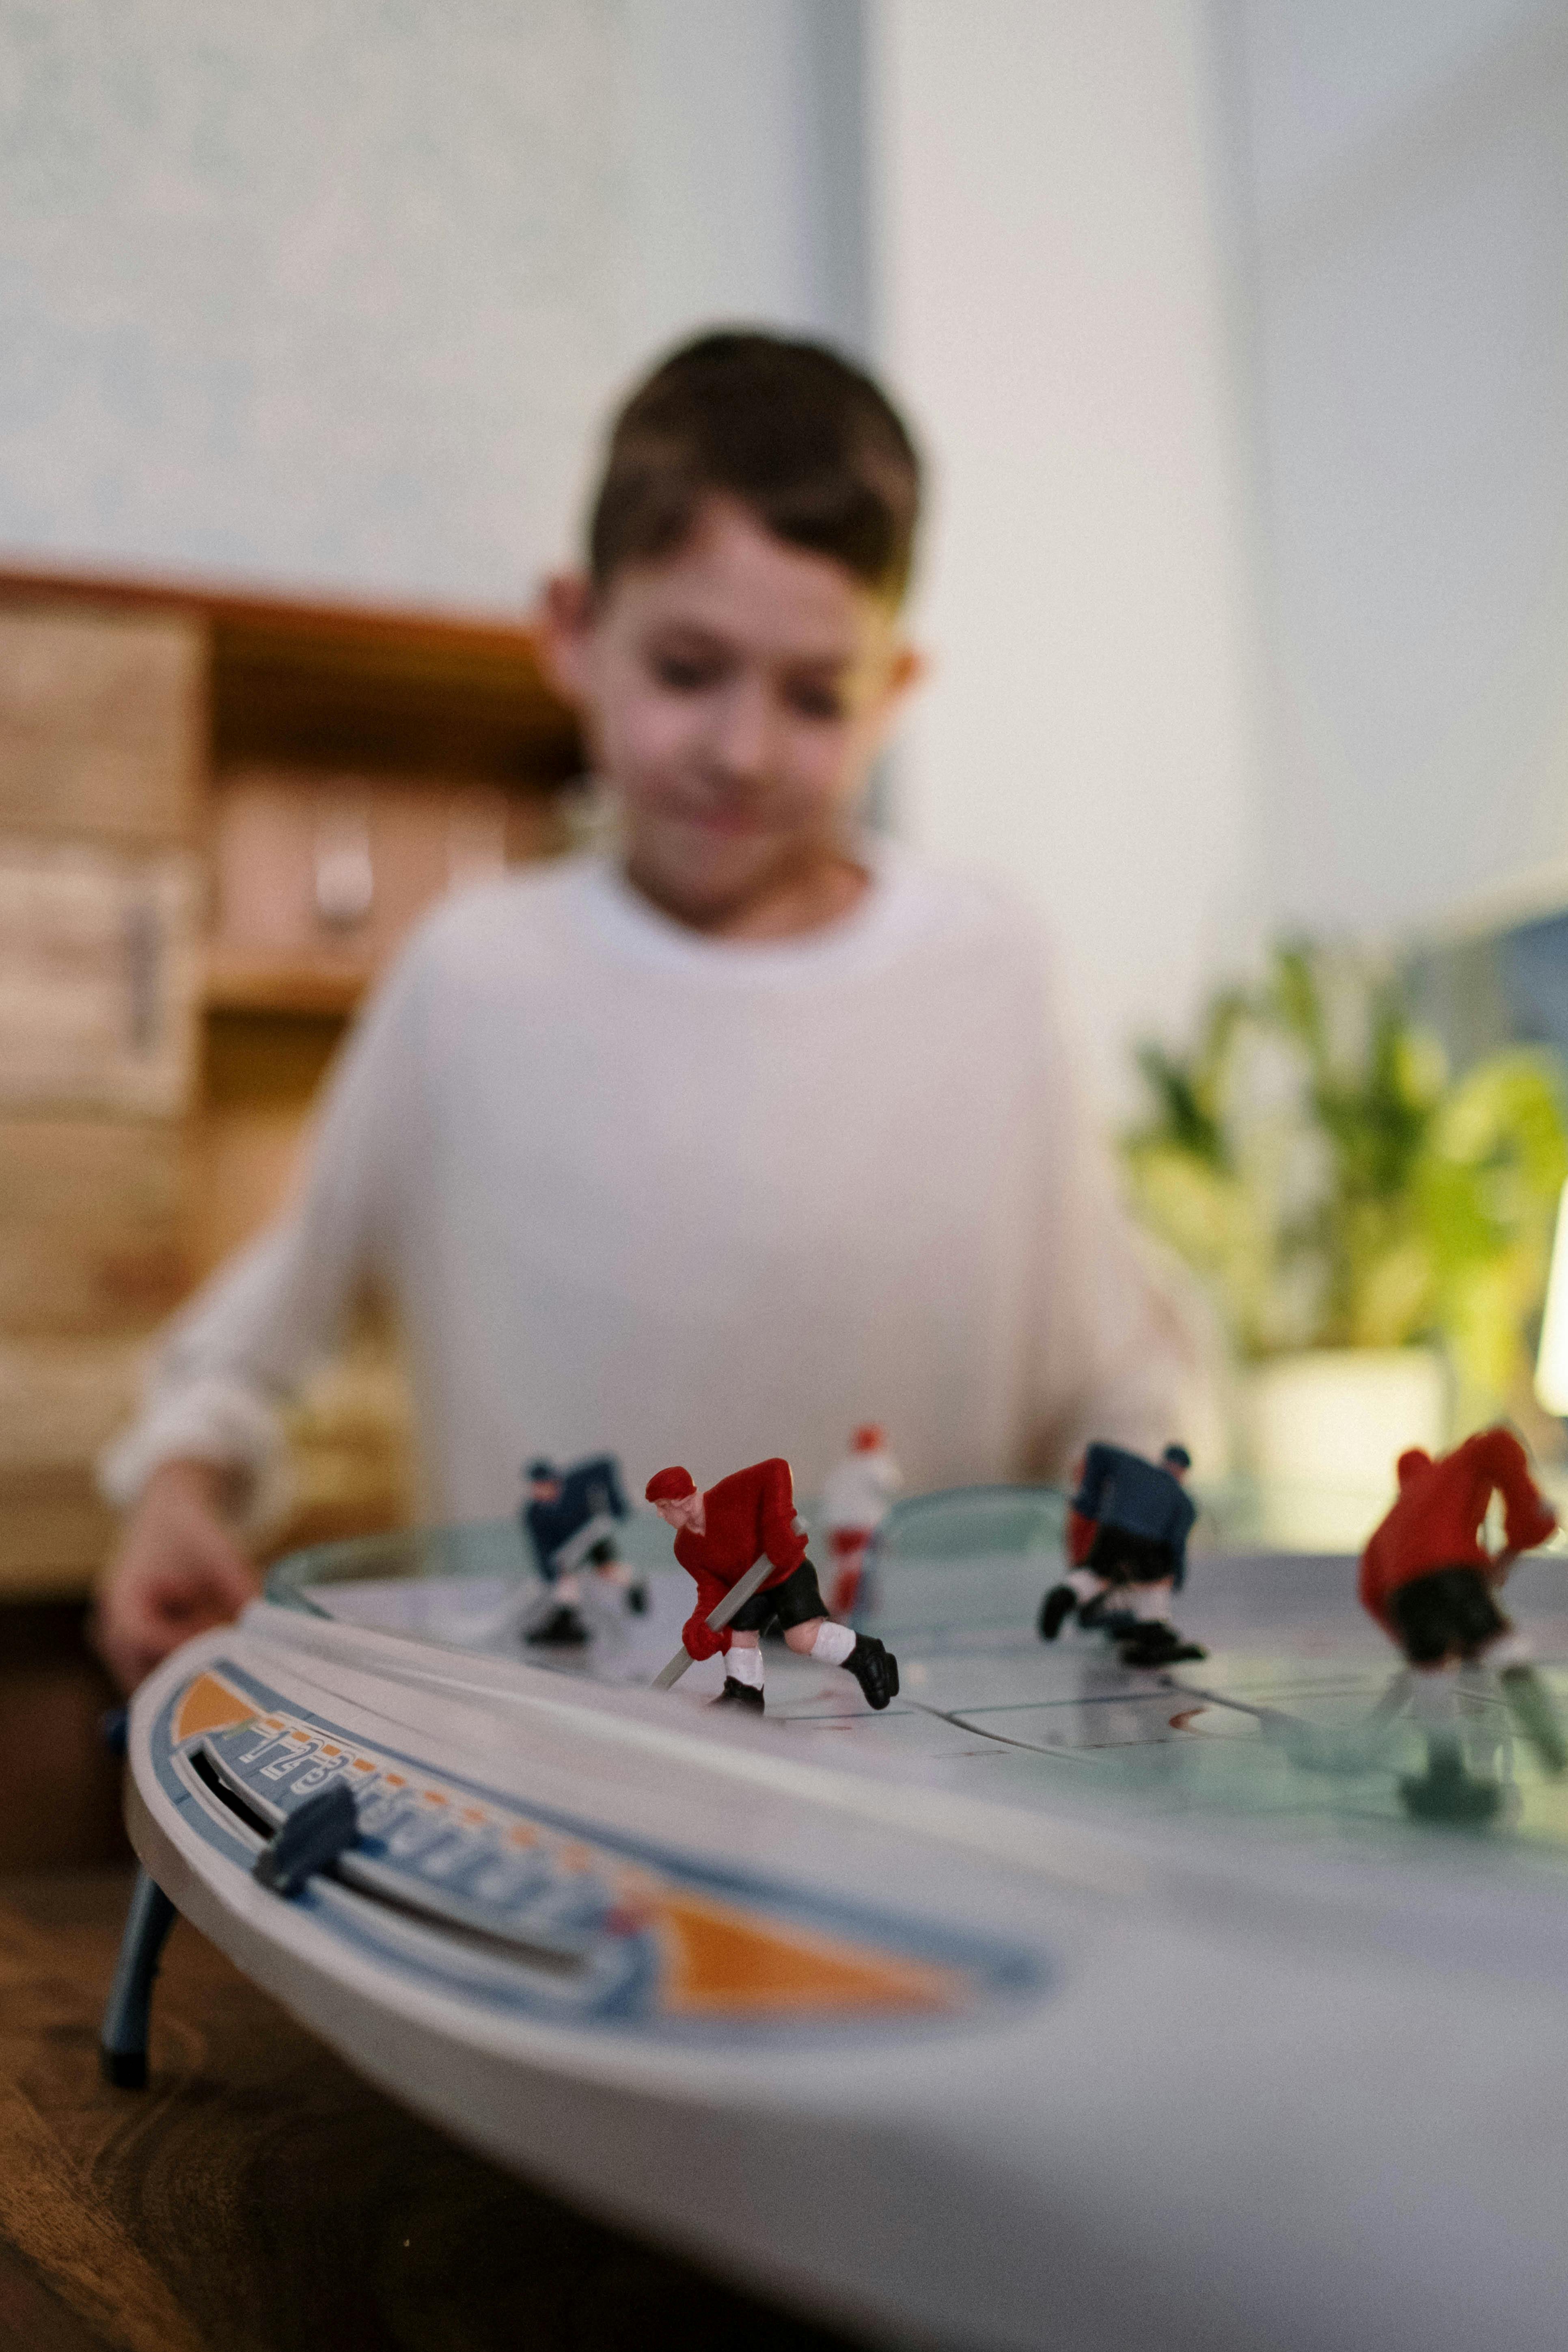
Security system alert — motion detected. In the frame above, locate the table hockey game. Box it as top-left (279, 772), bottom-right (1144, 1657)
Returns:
top-left (116, 1487), bottom-right (1568, 2352)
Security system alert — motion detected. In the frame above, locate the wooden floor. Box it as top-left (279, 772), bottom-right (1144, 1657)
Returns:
top-left (0, 1604), bottom-right (129, 1875)
top-left (0, 1868), bottom-right (865, 2352)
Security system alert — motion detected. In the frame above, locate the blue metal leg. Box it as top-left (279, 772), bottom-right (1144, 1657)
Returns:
top-left (100, 1865), bottom-right (177, 2088)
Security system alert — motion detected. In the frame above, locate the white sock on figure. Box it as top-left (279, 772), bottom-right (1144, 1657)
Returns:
top-left (554, 1574), bottom-right (582, 1606)
top-left (809, 1622), bottom-right (856, 1667)
top-left (1132, 1581), bottom-right (1174, 1623)
top-left (727, 1647), bottom-right (765, 1689)
top-left (1066, 1570), bottom-right (1108, 1607)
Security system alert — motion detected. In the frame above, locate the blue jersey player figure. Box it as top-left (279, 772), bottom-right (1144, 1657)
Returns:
top-left (521, 1455), bottom-right (647, 1647)
top-left (1037, 1441), bottom-right (1206, 1669)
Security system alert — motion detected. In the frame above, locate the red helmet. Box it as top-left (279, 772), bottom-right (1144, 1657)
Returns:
top-left (645, 1465), bottom-right (697, 1502)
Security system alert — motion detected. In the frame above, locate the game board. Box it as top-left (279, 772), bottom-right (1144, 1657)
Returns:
top-left (116, 1488), bottom-right (1568, 2352)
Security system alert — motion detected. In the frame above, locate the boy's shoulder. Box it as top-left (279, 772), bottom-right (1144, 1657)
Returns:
top-left (898, 851), bottom-right (1047, 959)
top-left (395, 852), bottom-right (604, 992)
top-left (390, 844), bottom-right (1055, 1006)
top-left (886, 847), bottom-right (1060, 1007)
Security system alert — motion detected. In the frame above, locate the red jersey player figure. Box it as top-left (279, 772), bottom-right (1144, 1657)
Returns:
top-left (645, 1458), bottom-right (899, 1715)
top-left (821, 1424), bottom-right (902, 1618)
top-left (1359, 1427), bottom-right (1566, 1822)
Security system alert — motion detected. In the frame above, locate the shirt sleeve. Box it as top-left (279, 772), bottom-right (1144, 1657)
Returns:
top-left (97, 940), bottom-right (426, 1521)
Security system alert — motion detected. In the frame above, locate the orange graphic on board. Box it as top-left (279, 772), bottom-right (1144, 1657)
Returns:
top-left (654, 1894), bottom-right (961, 2017)
top-left (174, 1672), bottom-right (259, 1744)
top-left (169, 1685), bottom-right (974, 2017)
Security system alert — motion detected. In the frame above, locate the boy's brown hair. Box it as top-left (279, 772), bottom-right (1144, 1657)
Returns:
top-left (589, 331), bottom-right (921, 605)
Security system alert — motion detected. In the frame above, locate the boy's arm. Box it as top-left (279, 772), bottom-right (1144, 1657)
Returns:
top-left (93, 1459), bottom-right (261, 1693)
top-left (99, 948), bottom-right (423, 1522)
top-left (93, 947), bottom-right (427, 1690)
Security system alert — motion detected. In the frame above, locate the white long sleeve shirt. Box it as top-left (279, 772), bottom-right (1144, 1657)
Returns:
top-left (101, 844), bottom-right (1191, 1520)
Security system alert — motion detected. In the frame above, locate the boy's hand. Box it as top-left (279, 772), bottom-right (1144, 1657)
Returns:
top-left (94, 1459), bottom-right (261, 1695)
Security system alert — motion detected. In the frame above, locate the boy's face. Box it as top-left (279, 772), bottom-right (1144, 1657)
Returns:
top-left (540, 496), bottom-right (922, 931)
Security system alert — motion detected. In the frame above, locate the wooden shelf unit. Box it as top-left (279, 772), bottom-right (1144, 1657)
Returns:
top-left (0, 561), bottom-right (583, 1594)
top-left (0, 561), bottom-right (582, 781)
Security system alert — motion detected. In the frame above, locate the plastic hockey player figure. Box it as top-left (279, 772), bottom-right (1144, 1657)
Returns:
top-left (521, 1454), bottom-right (646, 1647)
top-left (821, 1423), bottom-right (903, 1618)
top-left (1038, 1440), bottom-right (1205, 1669)
top-left (645, 1457), bottom-right (899, 1715)
top-left (1359, 1427), bottom-right (1566, 1822)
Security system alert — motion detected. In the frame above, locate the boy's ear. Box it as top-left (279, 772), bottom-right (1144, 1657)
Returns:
top-left (534, 571), bottom-right (597, 707)
top-left (869, 639), bottom-right (927, 739)
top-left (886, 641), bottom-right (927, 703)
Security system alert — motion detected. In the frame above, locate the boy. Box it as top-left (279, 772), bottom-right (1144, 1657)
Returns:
top-left (96, 331), bottom-right (1195, 1693)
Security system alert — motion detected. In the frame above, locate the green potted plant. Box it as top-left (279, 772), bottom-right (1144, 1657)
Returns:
top-left (1123, 942), bottom-right (1567, 1538)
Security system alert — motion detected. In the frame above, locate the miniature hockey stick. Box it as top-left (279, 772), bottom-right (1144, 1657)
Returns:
top-left (651, 1554), bottom-right (780, 1690)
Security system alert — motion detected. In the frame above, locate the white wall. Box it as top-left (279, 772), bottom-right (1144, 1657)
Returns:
top-left (1231, 0), bottom-right (1568, 941)
top-left (0, 0), bottom-right (630, 605)
top-left (0, 0), bottom-right (1266, 1103)
top-left (0, 0), bottom-right (868, 608)
top-left (619, 0), bottom-right (869, 369)
top-left (872, 0), bottom-right (1262, 1105)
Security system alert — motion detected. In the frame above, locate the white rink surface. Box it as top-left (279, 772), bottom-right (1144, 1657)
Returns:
top-left (304, 1528), bottom-right (1568, 1858)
